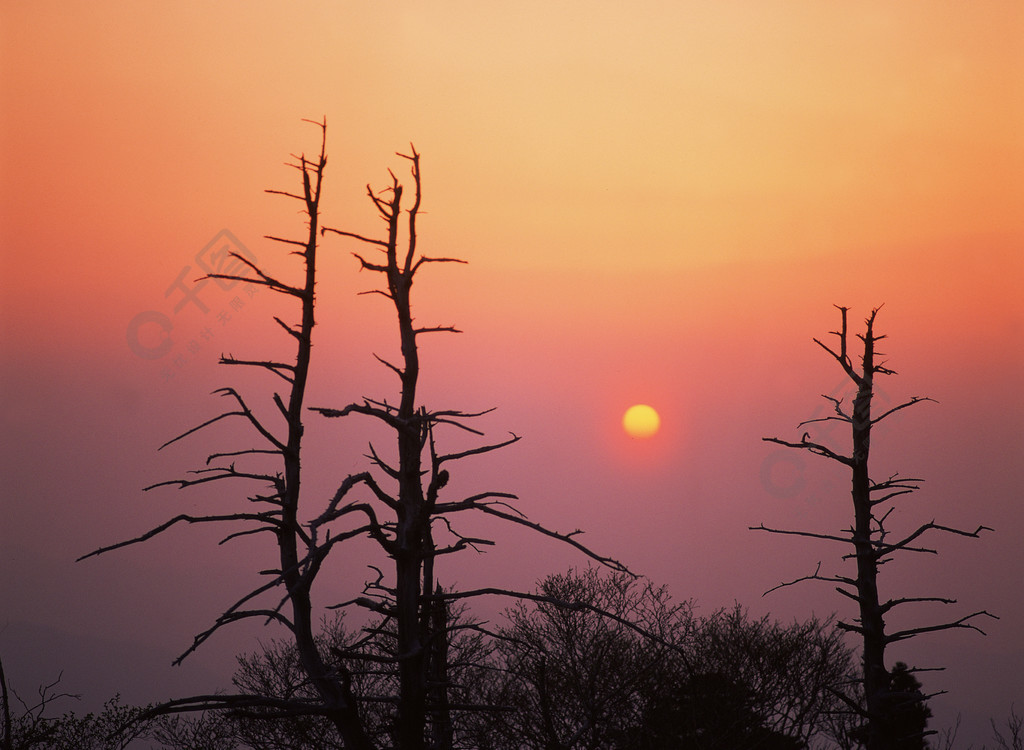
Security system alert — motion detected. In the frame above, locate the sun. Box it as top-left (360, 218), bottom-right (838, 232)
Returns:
top-left (622, 404), bottom-right (660, 439)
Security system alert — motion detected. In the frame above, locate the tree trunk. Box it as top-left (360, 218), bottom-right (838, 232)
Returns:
top-left (851, 329), bottom-right (890, 750)
top-left (282, 139), bottom-right (375, 750)
top-left (427, 583), bottom-right (454, 750)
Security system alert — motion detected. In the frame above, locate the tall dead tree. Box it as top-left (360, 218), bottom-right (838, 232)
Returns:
top-left (314, 146), bottom-right (627, 750)
top-left (81, 120), bottom-right (372, 750)
top-left (753, 306), bottom-right (994, 750)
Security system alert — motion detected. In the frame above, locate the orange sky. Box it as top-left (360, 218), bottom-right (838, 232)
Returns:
top-left (2, 2), bottom-right (1022, 744)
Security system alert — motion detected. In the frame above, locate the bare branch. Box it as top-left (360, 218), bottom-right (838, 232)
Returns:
top-left (76, 511), bottom-right (284, 561)
top-left (160, 387), bottom-right (285, 452)
top-left (813, 338), bottom-right (861, 387)
top-left (264, 189), bottom-right (305, 201)
top-left (414, 325), bottom-right (463, 335)
top-left (311, 400), bottom-right (403, 430)
top-left (373, 353), bottom-right (404, 379)
top-left (762, 435), bottom-right (854, 466)
top-left (274, 316), bottom-right (301, 339)
top-left (759, 562), bottom-right (854, 596)
top-left (871, 396), bottom-right (937, 426)
top-left (208, 252), bottom-right (304, 297)
top-left (144, 464), bottom-right (284, 491)
top-left (220, 355), bottom-right (296, 384)
top-left (174, 607), bottom-right (295, 666)
top-left (321, 226), bottom-right (389, 247)
top-left (366, 442), bottom-right (401, 479)
top-left (879, 595), bottom-right (959, 615)
top-left (750, 524), bottom-right (852, 545)
top-left (411, 255), bottom-right (468, 274)
top-left (455, 503), bottom-right (631, 574)
top-left (313, 472), bottom-right (399, 525)
top-left (264, 234), bottom-right (309, 248)
top-left (886, 610), bottom-right (999, 643)
top-left (877, 521), bottom-right (992, 557)
top-left (436, 434), bottom-right (521, 464)
top-left (205, 448), bottom-right (282, 464)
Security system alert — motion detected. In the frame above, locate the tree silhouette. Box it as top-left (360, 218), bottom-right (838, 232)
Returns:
top-left (311, 145), bottom-right (626, 750)
top-left (881, 662), bottom-right (932, 750)
top-left (469, 568), bottom-right (854, 750)
top-left (0, 658), bottom-right (148, 750)
top-left (80, 124), bottom-right (624, 750)
top-left (753, 305), bottom-right (995, 750)
top-left (80, 119), bottom-right (374, 748)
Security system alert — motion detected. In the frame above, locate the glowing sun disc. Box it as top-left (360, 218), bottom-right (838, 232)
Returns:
top-left (622, 404), bottom-right (660, 439)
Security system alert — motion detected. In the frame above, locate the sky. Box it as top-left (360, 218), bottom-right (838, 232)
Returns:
top-left (1, 1), bottom-right (1022, 745)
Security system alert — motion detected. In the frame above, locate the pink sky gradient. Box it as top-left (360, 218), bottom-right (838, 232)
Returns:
top-left (2, 2), bottom-right (1022, 745)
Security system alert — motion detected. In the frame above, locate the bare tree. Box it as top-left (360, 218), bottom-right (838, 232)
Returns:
top-left (990, 707), bottom-right (1024, 750)
top-left (469, 568), bottom-right (854, 750)
top-left (475, 568), bottom-right (693, 749)
top-left (80, 120), bottom-right (374, 749)
top-left (0, 659), bottom-right (149, 750)
top-left (753, 305), bottom-right (995, 750)
top-left (313, 145), bottom-right (627, 750)
top-left (693, 605), bottom-right (859, 750)
top-left (0, 660), bottom-right (79, 750)
top-left (81, 128), bottom-right (625, 750)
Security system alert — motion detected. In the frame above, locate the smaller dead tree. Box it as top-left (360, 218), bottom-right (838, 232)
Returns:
top-left (753, 305), bottom-right (994, 750)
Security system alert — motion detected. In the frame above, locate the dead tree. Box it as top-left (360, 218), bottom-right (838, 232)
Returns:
top-left (314, 146), bottom-right (628, 750)
top-left (752, 305), bottom-right (994, 750)
top-left (80, 120), bottom-right (373, 750)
